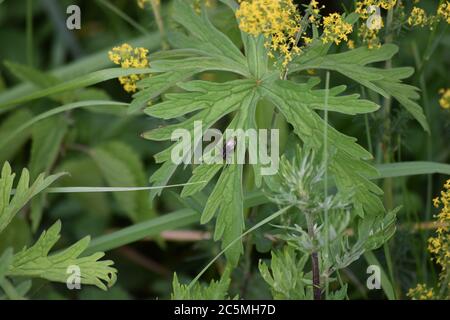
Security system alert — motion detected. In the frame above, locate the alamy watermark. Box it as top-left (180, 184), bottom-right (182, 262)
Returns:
top-left (66, 5), bottom-right (81, 30)
top-left (367, 5), bottom-right (383, 30)
top-left (171, 121), bottom-right (280, 175)
top-left (66, 265), bottom-right (81, 290)
top-left (366, 265), bottom-right (381, 290)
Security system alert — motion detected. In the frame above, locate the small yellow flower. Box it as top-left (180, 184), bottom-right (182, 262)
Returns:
top-left (445, 179), bottom-right (450, 189)
top-left (439, 89), bottom-right (450, 110)
top-left (434, 197), bottom-right (441, 208)
top-left (347, 40), bottom-right (355, 49)
top-left (108, 43), bottom-right (150, 93)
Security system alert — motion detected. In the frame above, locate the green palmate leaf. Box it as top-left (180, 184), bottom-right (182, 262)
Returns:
top-left (143, 79), bottom-right (258, 264)
top-left (181, 164), bottom-right (222, 198)
top-left (267, 78), bottom-right (380, 115)
top-left (171, 0), bottom-right (246, 68)
top-left (261, 80), bottom-right (384, 217)
top-left (202, 165), bottom-right (244, 265)
top-left (290, 44), bottom-right (429, 132)
top-left (126, 0), bottom-right (252, 115)
top-left (139, 1), bottom-right (389, 267)
top-left (172, 271), bottom-right (231, 300)
top-left (7, 221), bottom-right (116, 291)
top-left (143, 79), bottom-right (255, 206)
top-left (0, 164), bottom-right (114, 292)
top-left (130, 69), bottom-right (197, 114)
top-left (0, 162), bottom-right (65, 234)
top-left (144, 80), bottom-right (255, 123)
top-left (90, 142), bottom-right (156, 222)
top-left (259, 246), bottom-right (311, 300)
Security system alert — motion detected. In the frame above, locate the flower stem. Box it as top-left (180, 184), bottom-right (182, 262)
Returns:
top-left (306, 212), bottom-right (321, 300)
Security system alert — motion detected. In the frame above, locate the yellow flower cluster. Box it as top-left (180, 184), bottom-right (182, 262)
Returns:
top-left (108, 44), bottom-right (150, 93)
top-left (235, 0), bottom-right (302, 67)
top-left (408, 7), bottom-right (428, 27)
top-left (407, 283), bottom-right (435, 300)
top-left (407, 2), bottom-right (450, 28)
top-left (437, 1), bottom-right (450, 24)
top-left (409, 180), bottom-right (450, 300)
top-left (322, 13), bottom-right (353, 45)
top-left (429, 179), bottom-right (450, 272)
top-left (439, 89), bottom-right (450, 110)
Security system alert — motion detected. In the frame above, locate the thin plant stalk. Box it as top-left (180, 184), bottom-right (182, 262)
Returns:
top-left (323, 71), bottom-right (330, 299)
top-left (380, 5), bottom-right (397, 296)
top-left (305, 212), bottom-right (321, 300)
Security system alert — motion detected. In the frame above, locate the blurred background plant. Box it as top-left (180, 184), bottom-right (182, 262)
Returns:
top-left (0, 0), bottom-right (448, 300)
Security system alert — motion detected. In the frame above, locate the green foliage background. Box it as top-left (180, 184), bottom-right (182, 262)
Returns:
top-left (0, 0), bottom-right (449, 299)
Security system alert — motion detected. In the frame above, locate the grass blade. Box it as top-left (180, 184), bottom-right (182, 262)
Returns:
top-left (0, 33), bottom-right (160, 112)
top-left (46, 182), bottom-right (207, 193)
top-left (0, 100), bottom-right (127, 151)
top-left (364, 251), bottom-right (396, 300)
top-left (0, 69), bottom-right (151, 109)
top-left (85, 209), bottom-right (200, 254)
top-left (376, 161), bottom-right (450, 178)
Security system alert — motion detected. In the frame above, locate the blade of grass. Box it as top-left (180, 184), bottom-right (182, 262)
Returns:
top-left (364, 251), bottom-right (396, 300)
top-left (45, 182), bottom-right (207, 193)
top-left (0, 33), bottom-right (160, 112)
top-left (0, 68), bottom-right (152, 109)
top-left (85, 209), bottom-right (200, 254)
top-left (376, 161), bottom-right (450, 178)
top-left (0, 100), bottom-right (128, 151)
top-left (84, 192), bottom-right (274, 254)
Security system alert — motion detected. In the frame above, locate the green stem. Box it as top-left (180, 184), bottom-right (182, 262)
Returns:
top-left (305, 212), bottom-right (321, 300)
top-left (323, 72), bottom-right (330, 299)
top-left (411, 41), bottom-right (437, 284)
top-left (380, 6), bottom-right (397, 295)
top-left (361, 87), bottom-right (374, 155)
